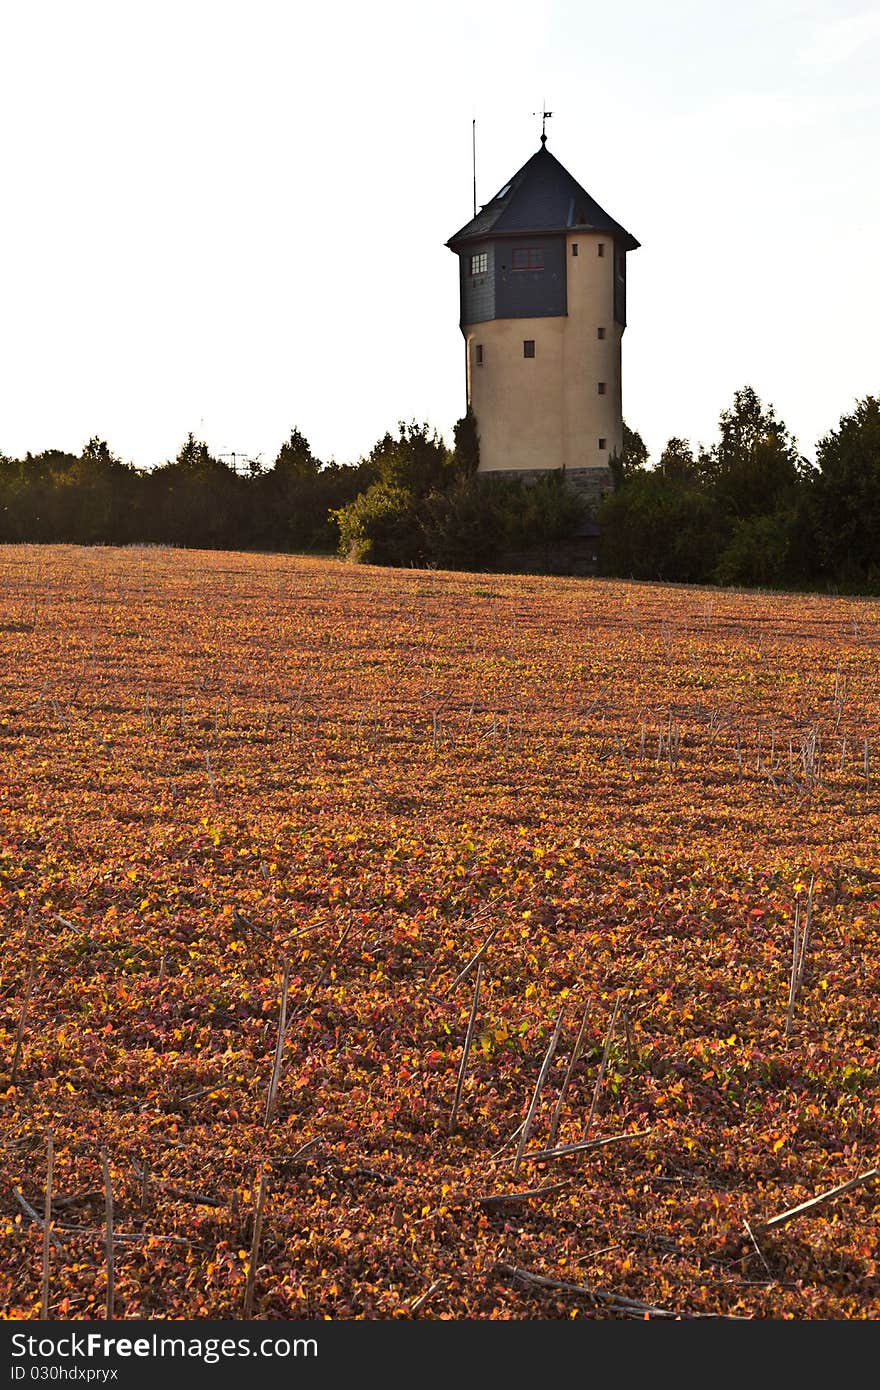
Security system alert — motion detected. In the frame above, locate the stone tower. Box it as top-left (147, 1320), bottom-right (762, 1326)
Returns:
top-left (446, 136), bottom-right (639, 505)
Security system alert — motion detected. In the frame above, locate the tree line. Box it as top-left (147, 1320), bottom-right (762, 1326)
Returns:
top-left (2, 386), bottom-right (879, 591)
top-left (0, 430), bottom-right (371, 553)
top-left (602, 388), bottom-right (880, 592)
top-left (0, 412), bottom-right (579, 572)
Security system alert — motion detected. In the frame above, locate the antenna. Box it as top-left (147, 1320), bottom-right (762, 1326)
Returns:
top-left (532, 102), bottom-right (553, 145)
top-left (472, 116), bottom-right (477, 217)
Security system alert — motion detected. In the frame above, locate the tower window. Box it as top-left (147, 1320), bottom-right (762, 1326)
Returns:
top-left (598, 382), bottom-right (607, 395)
top-left (598, 243), bottom-right (605, 257)
top-left (598, 438), bottom-right (607, 450)
top-left (617, 254), bottom-right (626, 276)
top-left (571, 243), bottom-right (579, 257)
top-left (597, 327), bottom-right (606, 340)
top-left (512, 248), bottom-right (545, 271)
top-left (469, 252), bottom-right (488, 275)
top-left (523, 340), bottom-right (536, 358)
top-left (475, 344), bottom-right (484, 365)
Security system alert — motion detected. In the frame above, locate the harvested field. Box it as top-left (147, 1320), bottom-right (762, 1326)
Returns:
top-left (1, 544), bottom-right (879, 1319)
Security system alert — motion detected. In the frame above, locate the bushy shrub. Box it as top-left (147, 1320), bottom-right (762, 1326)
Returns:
top-left (332, 483), bottom-right (425, 566)
top-left (598, 472), bottom-right (724, 582)
top-left (715, 511), bottom-right (796, 588)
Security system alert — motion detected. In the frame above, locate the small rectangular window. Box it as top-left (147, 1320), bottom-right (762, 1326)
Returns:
top-left (523, 339), bottom-right (536, 358)
top-left (571, 243), bottom-right (579, 257)
top-left (512, 248), bottom-right (545, 271)
top-left (598, 438), bottom-right (607, 450)
top-left (598, 382), bottom-right (607, 395)
top-left (597, 327), bottom-right (606, 340)
top-left (617, 254), bottom-right (626, 276)
top-left (469, 252), bottom-right (488, 275)
top-left (475, 344), bottom-right (484, 365)
top-left (598, 243), bottom-right (605, 257)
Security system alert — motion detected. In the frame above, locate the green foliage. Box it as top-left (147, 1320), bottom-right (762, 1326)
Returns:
top-left (811, 396), bottom-right (880, 589)
top-left (273, 428), bottom-right (320, 479)
top-left (598, 470), bottom-right (724, 582)
top-left (257, 430), bottom-right (365, 553)
top-left (331, 422), bottom-right (456, 566)
top-left (146, 435), bottom-right (240, 548)
top-left (657, 437), bottom-right (699, 483)
top-left (701, 386), bottom-right (804, 519)
top-left (451, 408), bottom-right (480, 479)
top-left (609, 421), bottom-right (649, 489)
top-left (365, 421), bottom-right (452, 496)
top-left (332, 483), bottom-right (425, 567)
top-left (334, 457), bottom-right (586, 574)
top-left (715, 511), bottom-right (797, 588)
top-left (0, 439), bottom-right (140, 544)
top-left (601, 389), bottom-right (818, 589)
top-left (509, 470), bottom-right (586, 554)
top-left (3, 387), bottom-right (879, 594)
top-left (420, 475), bottom-right (507, 570)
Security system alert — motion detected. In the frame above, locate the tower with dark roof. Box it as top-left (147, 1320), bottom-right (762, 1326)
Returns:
top-left (446, 140), bottom-right (638, 498)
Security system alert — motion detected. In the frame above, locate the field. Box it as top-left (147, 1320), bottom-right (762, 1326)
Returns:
top-left (2, 544), bottom-right (879, 1320)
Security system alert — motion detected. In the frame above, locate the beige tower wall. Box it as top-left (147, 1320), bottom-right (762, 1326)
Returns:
top-left (465, 232), bottom-right (623, 485)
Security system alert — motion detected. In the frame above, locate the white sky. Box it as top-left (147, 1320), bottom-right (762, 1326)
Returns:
top-left (1, 0), bottom-right (878, 469)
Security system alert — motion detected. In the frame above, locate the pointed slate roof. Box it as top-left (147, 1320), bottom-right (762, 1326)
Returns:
top-left (446, 143), bottom-right (639, 252)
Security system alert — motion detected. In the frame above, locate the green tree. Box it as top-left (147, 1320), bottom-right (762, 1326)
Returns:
top-left (451, 409), bottom-right (480, 479)
top-left (609, 420), bottom-right (649, 490)
top-left (702, 386), bottom-right (804, 519)
top-left (366, 421), bottom-right (452, 496)
top-left (657, 437), bottom-right (698, 483)
top-left (811, 395), bottom-right (880, 588)
top-left (145, 434), bottom-right (241, 547)
top-left (273, 428), bottom-right (320, 479)
top-left (64, 438), bottom-right (140, 542)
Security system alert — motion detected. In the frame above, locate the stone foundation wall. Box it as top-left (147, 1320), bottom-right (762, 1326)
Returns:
top-left (481, 466), bottom-right (613, 510)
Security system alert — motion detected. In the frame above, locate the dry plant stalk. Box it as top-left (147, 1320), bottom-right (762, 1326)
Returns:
top-left (742, 1218), bottom-right (772, 1277)
top-left (784, 905), bottom-right (801, 1041)
top-left (442, 926), bottom-right (499, 997)
top-left (755, 1168), bottom-right (879, 1233)
top-left (101, 1147), bottom-right (115, 1320)
top-left (264, 960), bottom-right (292, 1127)
top-left (786, 877), bottom-right (815, 1039)
top-left (512, 1004), bottom-right (567, 1179)
top-left (496, 1262), bottom-right (680, 1319)
top-left (548, 1000), bottom-right (591, 1147)
top-left (449, 959), bottom-right (484, 1133)
top-left (409, 1278), bottom-right (445, 1315)
top-left (477, 1179), bottom-right (571, 1207)
top-left (10, 963), bottom-right (37, 1086)
top-left (521, 1128), bottom-right (653, 1165)
top-left (243, 1169), bottom-right (269, 1318)
top-left (41, 1131), bottom-right (54, 1319)
top-left (287, 923), bottom-right (353, 1029)
top-left (585, 995), bottom-right (622, 1136)
top-left (796, 875), bottom-right (815, 992)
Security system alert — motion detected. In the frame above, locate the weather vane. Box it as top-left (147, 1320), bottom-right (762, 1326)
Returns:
top-left (533, 104), bottom-right (553, 145)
